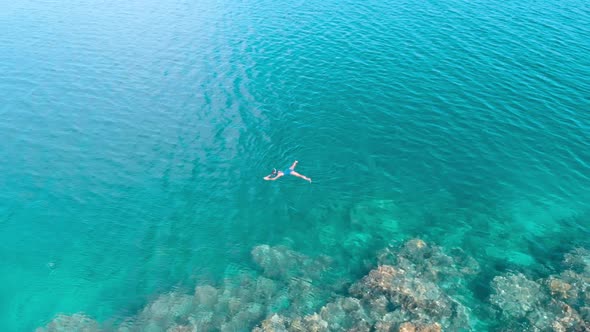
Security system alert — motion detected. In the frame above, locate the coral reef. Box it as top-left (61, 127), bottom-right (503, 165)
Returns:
top-left (37, 239), bottom-right (590, 332)
top-left (38, 245), bottom-right (332, 332)
top-left (377, 239), bottom-right (480, 290)
top-left (490, 248), bottom-right (590, 331)
top-left (252, 239), bottom-right (475, 331)
top-left (348, 262), bottom-right (469, 330)
top-left (35, 313), bottom-right (100, 332)
top-left (490, 272), bottom-right (547, 318)
top-left (251, 244), bottom-right (331, 280)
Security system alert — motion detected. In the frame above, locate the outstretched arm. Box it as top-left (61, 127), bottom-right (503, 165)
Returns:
top-left (264, 173), bottom-right (284, 181)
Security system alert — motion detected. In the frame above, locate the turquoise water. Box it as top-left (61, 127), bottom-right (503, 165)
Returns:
top-left (1, 0), bottom-right (589, 330)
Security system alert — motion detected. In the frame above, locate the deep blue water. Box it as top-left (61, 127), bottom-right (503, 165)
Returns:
top-left (1, 0), bottom-right (589, 330)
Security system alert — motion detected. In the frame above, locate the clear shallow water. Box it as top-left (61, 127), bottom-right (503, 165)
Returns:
top-left (1, 0), bottom-right (589, 330)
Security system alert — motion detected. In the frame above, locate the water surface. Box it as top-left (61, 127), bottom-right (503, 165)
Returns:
top-left (1, 0), bottom-right (589, 330)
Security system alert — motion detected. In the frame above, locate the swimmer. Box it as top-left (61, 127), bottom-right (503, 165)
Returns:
top-left (263, 160), bottom-right (312, 183)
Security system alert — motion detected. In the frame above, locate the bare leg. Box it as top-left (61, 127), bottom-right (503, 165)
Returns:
top-left (291, 171), bottom-right (311, 183)
top-left (289, 160), bottom-right (299, 170)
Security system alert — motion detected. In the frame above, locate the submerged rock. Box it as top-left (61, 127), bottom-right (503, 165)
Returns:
top-left (291, 313), bottom-right (329, 332)
top-left (40, 239), bottom-right (481, 332)
top-left (137, 292), bottom-right (195, 329)
top-left (252, 314), bottom-right (290, 332)
top-left (563, 248), bottom-right (590, 275)
top-left (398, 322), bottom-right (417, 332)
top-left (374, 319), bottom-right (396, 332)
top-left (166, 324), bottom-right (195, 332)
top-left (547, 277), bottom-right (575, 301)
top-left (194, 285), bottom-right (218, 309)
top-left (552, 302), bottom-right (589, 332)
top-left (349, 262), bottom-right (467, 330)
top-left (490, 273), bottom-right (547, 318)
top-left (245, 239), bottom-right (473, 331)
top-left (489, 247), bottom-right (590, 331)
top-left (251, 245), bottom-right (330, 280)
top-left (397, 321), bottom-right (442, 332)
top-left (350, 265), bottom-right (401, 296)
top-left (318, 297), bottom-right (371, 330)
top-left (36, 313), bottom-right (100, 332)
top-left (378, 239), bottom-right (480, 288)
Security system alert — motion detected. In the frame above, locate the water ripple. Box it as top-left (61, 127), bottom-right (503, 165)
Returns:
top-left (1, 0), bottom-right (590, 330)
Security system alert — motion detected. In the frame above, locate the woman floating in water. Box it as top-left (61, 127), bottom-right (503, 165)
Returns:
top-left (263, 160), bottom-right (312, 183)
